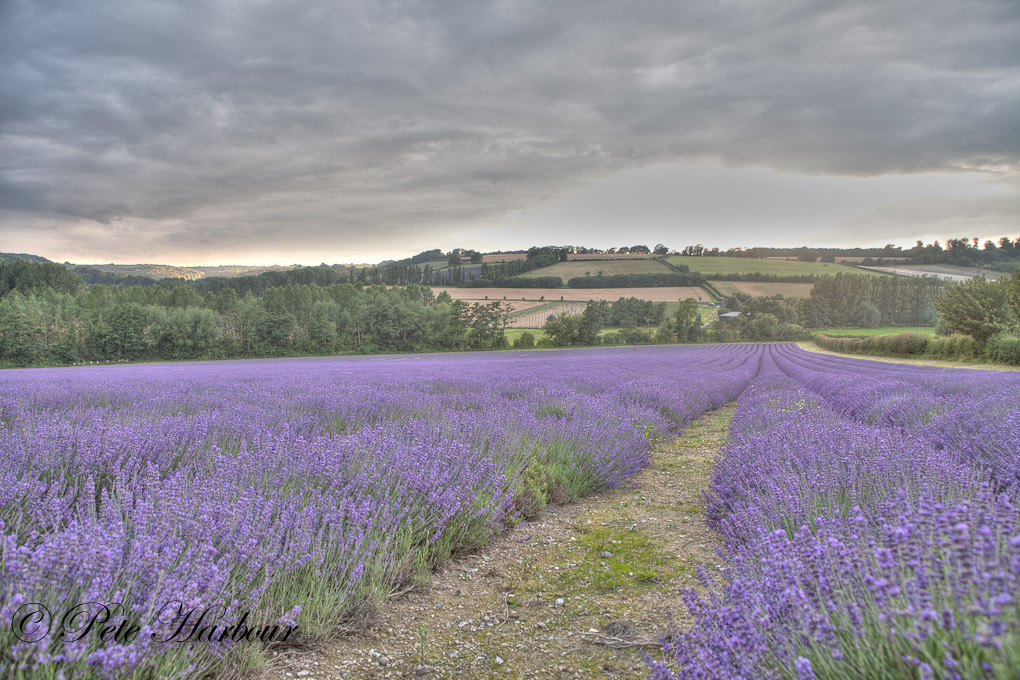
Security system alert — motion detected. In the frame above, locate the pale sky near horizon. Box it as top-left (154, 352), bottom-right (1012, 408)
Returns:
top-left (2, 1), bottom-right (1018, 266)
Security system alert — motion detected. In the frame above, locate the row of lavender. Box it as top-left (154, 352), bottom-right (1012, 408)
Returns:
top-left (652, 345), bottom-right (1020, 679)
top-left (0, 345), bottom-right (762, 679)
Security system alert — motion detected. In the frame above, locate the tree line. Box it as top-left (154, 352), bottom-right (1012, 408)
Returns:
top-left (3, 259), bottom-right (1018, 367)
top-left (797, 273), bottom-right (944, 328)
top-left (0, 273), bottom-right (518, 366)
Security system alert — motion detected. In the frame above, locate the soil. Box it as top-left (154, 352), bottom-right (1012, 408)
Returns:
top-left (258, 403), bottom-right (736, 680)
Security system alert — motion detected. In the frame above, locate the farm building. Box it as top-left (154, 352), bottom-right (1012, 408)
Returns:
top-left (718, 311), bottom-right (743, 323)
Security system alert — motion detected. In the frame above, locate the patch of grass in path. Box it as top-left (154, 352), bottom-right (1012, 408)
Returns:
top-left (261, 402), bottom-right (738, 680)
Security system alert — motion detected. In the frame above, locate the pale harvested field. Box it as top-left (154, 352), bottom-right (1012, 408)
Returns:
top-left (501, 300), bottom-right (550, 314)
top-left (566, 252), bottom-right (658, 260)
top-left (861, 264), bottom-right (1002, 282)
top-left (668, 255), bottom-right (881, 277)
top-left (763, 256), bottom-right (908, 263)
top-left (712, 281), bottom-right (815, 298)
top-left (833, 256), bottom-right (908, 263)
top-left (431, 286), bottom-right (712, 302)
top-left (481, 252), bottom-right (528, 263)
top-left (507, 302), bottom-right (588, 328)
top-left (520, 259), bottom-right (672, 281)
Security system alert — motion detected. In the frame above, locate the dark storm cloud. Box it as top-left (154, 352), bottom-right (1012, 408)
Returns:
top-left (1, 0), bottom-right (1018, 260)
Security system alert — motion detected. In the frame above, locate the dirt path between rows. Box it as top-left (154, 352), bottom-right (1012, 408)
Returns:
top-left (261, 403), bottom-right (736, 680)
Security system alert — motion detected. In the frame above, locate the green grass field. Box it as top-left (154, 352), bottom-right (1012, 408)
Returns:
top-left (665, 256), bottom-right (887, 277)
top-left (811, 326), bottom-right (936, 337)
top-left (504, 328), bottom-right (549, 344)
top-left (520, 259), bottom-right (672, 282)
top-left (418, 259), bottom-right (459, 271)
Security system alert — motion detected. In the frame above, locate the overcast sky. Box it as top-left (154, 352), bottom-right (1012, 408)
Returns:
top-left (2, 0), bottom-right (1018, 265)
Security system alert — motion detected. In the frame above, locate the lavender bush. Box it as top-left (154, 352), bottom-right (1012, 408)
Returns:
top-left (7, 342), bottom-right (1016, 679)
top-left (0, 345), bottom-right (759, 679)
top-left (652, 344), bottom-right (1020, 680)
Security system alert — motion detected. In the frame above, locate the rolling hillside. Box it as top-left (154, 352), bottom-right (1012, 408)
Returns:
top-left (664, 255), bottom-right (886, 277)
top-left (518, 258), bottom-right (672, 283)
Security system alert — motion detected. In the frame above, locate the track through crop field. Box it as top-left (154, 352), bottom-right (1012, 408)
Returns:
top-left (2, 344), bottom-right (1019, 679)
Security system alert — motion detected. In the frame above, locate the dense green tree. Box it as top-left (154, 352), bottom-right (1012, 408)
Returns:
top-left (852, 301), bottom-right (882, 328)
top-left (543, 314), bottom-right (583, 346)
top-left (464, 301), bottom-right (511, 349)
top-left (673, 298), bottom-right (704, 342)
top-left (934, 275), bottom-right (1011, 348)
top-left (0, 292), bottom-right (44, 364)
top-left (257, 311), bottom-right (298, 350)
top-left (747, 313), bottom-right (780, 340)
top-left (799, 273), bottom-right (942, 328)
top-left (797, 249), bottom-right (820, 262)
top-left (167, 285), bottom-right (204, 308)
top-left (513, 331), bottom-right (535, 348)
top-left (0, 260), bottom-right (83, 298)
top-left (609, 297), bottom-right (666, 328)
top-left (102, 302), bottom-right (157, 359)
top-left (1007, 269), bottom-right (1020, 325)
top-left (575, 301), bottom-right (610, 345)
top-left (155, 307), bottom-right (222, 357)
top-left (307, 300), bottom-right (340, 349)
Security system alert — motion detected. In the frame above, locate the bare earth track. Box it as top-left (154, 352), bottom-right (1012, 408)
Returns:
top-left (261, 404), bottom-right (736, 680)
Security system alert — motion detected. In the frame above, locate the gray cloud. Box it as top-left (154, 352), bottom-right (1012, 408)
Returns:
top-left (1, 0), bottom-right (1018, 262)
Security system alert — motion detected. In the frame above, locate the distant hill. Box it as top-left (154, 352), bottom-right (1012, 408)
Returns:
top-left (0, 252), bottom-right (53, 264)
top-left (70, 263), bottom-right (302, 280)
top-left (3, 253), bottom-right (307, 279)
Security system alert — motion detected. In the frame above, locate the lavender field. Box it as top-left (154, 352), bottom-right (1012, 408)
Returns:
top-left (654, 344), bottom-right (1020, 680)
top-left (0, 346), bottom-right (756, 678)
top-left (2, 344), bottom-right (1019, 679)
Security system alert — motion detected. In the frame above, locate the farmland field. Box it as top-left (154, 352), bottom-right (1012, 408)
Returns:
top-left (481, 252), bottom-right (528, 263)
top-left (430, 286), bottom-right (711, 302)
top-left (765, 255), bottom-right (909, 263)
top-left (4, 344), bottom-right (1020, 678)
top-left (665, 255), bottom-right (886, 277)
top-left (711, 280), bottom-right (816, 298)
top-left (416, 258), bottom-right (454, 270)
top-left (496, 299), bottom-right (550, 315)
top-left (503, 327), bottom-right (549, 344)
top-left (861, 263), bottom-right (1003, 282)
top-left (831, 256), bottom-right (909, 263)
top-left (566, 253), bottom-right (658, 260)
top-left (810, 325), bottom-right (936, 337)
top-left (507, 301), bottom-right (588, 327)
top-left (519, 259), bottom-right (672, 282)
